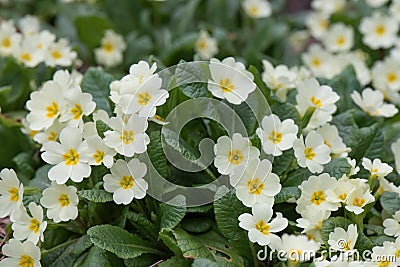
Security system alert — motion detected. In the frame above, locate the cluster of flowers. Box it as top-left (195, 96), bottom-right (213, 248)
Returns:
top-left (0, 15), bottom-right (77, 68)
top-left (300, 0), bottom-right (400, 115)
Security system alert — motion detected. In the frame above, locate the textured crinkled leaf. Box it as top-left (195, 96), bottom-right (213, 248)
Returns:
top-left (282, 168), bottom-right (312, 187)
top-left (172, 228), bottom-right (214, 259)
top-left (181, 216), bottom-right (213, 233)
top-left (158, 256), bottom-right (190, 267)
top-left (148, 131), bottom-right (169, 178)
top-left (274, 187), bottom-right (301, 204)
top-left (175, 60), bottom-right (208, 98)
top-left (80, 246), bottom-right (112, 267)
top-left (380, 192), bottom-right (400, 215)
top-left (322, 158), bottom-right (352, 179)
top-left (272, 150), bottom-right (296, 176)
top-left (159, 195), bottom-right (187, 230)
top-left (82, 67), bottom-right (114, 115)
top-left (96, 120), bottom-right (111, 138)
top-left (87, 225), bottom-right (160, 259)
top-left (127, 212), bottom-right (158, 240)
top-left (124, 254), bottom-right (160, 267)
top-left (78, 189), bottom-right (113, 203)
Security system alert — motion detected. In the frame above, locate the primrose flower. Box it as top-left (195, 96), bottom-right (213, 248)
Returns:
top-left (345, 188), bottom-right (374, 215)
top-left (359, 12), bottom-right (398, 49)
top-left (242, 0), bottom-right (271, 19)
top-left (315, 124), bottom-right (350, 158)
top-left (195, 30), bottom-right (218, 60)
top-left (81, 135), bottom-right (116, 168)
top-left (362, 158), bottom-right (393, 179)
top-left (270, 234), bottom-right (320, 263)
top-left (0, 20), bottom-right (22, 56)
top-left (322, 23), bottom-right (354, 53)
top-left (94, 29), bottom-right (126, 68)
top-left (45, 38), bottom-right (77, 67)
top-left (0, 239), bottom-right (41, 267)
top-left (352, 88), bottom-right (398, 118)
top-left (0, 168), bottom-right (24, 222)
top-left (383, 211), bottom-right (400, 237)
top-left (328, 224), bottom-right (358, 252)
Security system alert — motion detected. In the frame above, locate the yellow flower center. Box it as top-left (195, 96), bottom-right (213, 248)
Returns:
top-left (304, 147), bottom-right (316, 160)
top-left (255, 220), bottom-right (270, 235)
top-left (387, 72), bottom-right (398, 83)
top-left (319, 20), bottom-right (328, 30)
top-left (93, 150), bottom-right (105, 163)
top-left (8, 187), bottom-right (19, 202)
top-left (1, 37), bottom-right (11, 48)
top-left (338, 193), bottom-right (347, 201)
top-left (310, 96), bottom-right (322, 107)
top-left (219, 78), bottom-right (234, 93)
top-left (396, 249), bottom-right (400, 258)
top-left (138, 92), bottom-right (152, 106)
top-left (324, 140), bottom-right (332, 148)
top-left (378, 261), bottom-right (390, 267)
top-left (336, 36), bottom-right (345, 46)
top-left (120, 175), bottom-right (134, 189)
top-left (18, 255), bottom-right (34, 267)
top-left (51, 50), bottom-right (62, 59)
top-left (197, 40), bottom-right (207, 50)
top-left (268, 130), bottom-right (282, 144)
top-left (102, 42), bottom-right (114, 53)
top-left (28, 218), bottom-right (41, 234)
top-left (342, 240), bottom-right (351, 251)
top-left (63, 149), bottom-right (80, 166)
top-left (58, 194), bottom-right (70, 207)
top-left (228, 150), bottom-right (244, 165)
top-left (352, 197), bottom-right (366, 207)
top-left (48, 131), bottom-right (57, 141)
top-left (120, 130), bottom-right (134, 144)
top-left (375, 25), bottom-right (386, 36)
top-left (249, 6), bottom-right (259, 16)
top-left (247, 178), bottom-right (265, 195)
top-left (46, 101), bottom-right (59, 118)
top-left (20, 53), bottom-right (32, 62)
top-left (29, 130), bottom-right (39, 139)
top-left (70, 104), bottom-right (83, 120)
top-left (311, 58), bottom-right (321, 67)
top-left (311, 190), bottom-right (326, 205)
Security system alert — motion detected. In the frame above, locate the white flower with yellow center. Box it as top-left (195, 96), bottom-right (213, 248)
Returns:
top-left (328, 224), bottom-right (358, 252)
top-left (208, 57), bottom-right (256, 105)
top-left (311, 0), bottom-right (345, 15)
top-left (104, 114), bottom-right (150, 157)
top-left (362, 158), bottom-right (393, 179)
top-left (383, 211), bottom-right (400, 237)
top-left (214, 133), bottom-right (260, 175)
top-left (256, 114), bottom-right (298, 156)
top-left (270, 234), bottom-right (320, 263)
top-left (366, 243), bottom-right (397, 267)
top-left (94, 29), bottom-right (126, 68)
top-left (359, 12), bottom-right (398, 49)
top-left (242, 0), bottom-right (271, 19)
top-left (345, 188), bottom-right (374, 215)
top-left (306, 12), bottom-right (330, 39)
top-left (301, 44), bottom-right (337, 79)
top-left (19, 15), bottom-right (40, 36)
top-left (325, 175), bottom-right (356, 204)
top-left (53, 69), bottom-right (83, 91)
top-left (13, 37), bottom-right (44, 68)
top-left (40, 181), bottom-right (78, 223)
top-left (293, 131), bottom-right (331, 173)
top-left (12, 202), bottom-right (47, 245)
top-left (45, 38), bottom-right (77, 67)
top-left (372, 57), bottom-right (400, 92)
top-left (322, 23), bottom-right (354, 53)
top-left (365, 0), bottom-right (389, 8)
top-left (0, 239), bottom-right (41, 267)
top-left (261, 59), bottom-right (297, 101)
top-left (103, 159), bottom-right (148, 205)
top-left (296, 205), bottom-right (331, 236)
top-left (238, 204), bottom-right (288, 246)
top-left (81, 135), bottom-right (116, 168)
top-left (296, 173), bottom-right (340, 213)
top-left (316, 124), bottom-right (350, 158)
top-left (346, 157), bottom-right (360, 176)
top-left (0, 20), bottom-right (22, 56)
top-left (0, 168), bottom-right (23, 222)
top-left (33, 30), bottom-right (56, 53)
top-left (390, 0), bottom-right (400, 20)
top-left (230, 158), bottom-right (280, 207)
top-left (59, 86), bottom-right (96, 127)
top-left (195, 30), bottom-right (218, 60)
top-left (351, 88), bottom-right (398, 118)
top-left (33, 120), bottom-right (67, 150)
top-left (26, 80), bottom-right (66, 131)
top-left (42, 127), bottom-right (91, 184)
top-left (119, 75), bottom-right (168, 118)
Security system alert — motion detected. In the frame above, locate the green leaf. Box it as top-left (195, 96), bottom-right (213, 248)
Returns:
top-left (181, 216), bottom-right (213, 233)
top-left (214, 188), bottom-right (252, 263)
top-left (274, 187), bottom-right (301, 204)
top-left (87, 225), bottom-right (160, 259)
top-left (29, 165), bottom-right (52, 190)
top-left (81, 67), bottom-right (114, 115)
top-left (248, 65), bottom-right (273, 103)
top-left (371, 235), bottom-right (396, 246)
top-left (75, 15), bottom-right (112, 49)
top-left (96, 120), bottom-right (111, 139)
top-left (175, 61), bottom-right (208, 98)
top-left (124, 254), bottom-right (160, 267)
top-left (172, 228), bottom-right (214, 259)
top-left (147, 131), bottom-right (169, 178)
top-left (380, 192), bottom-right (400, 215)
top-left (0, 85), bottom-right (11, 107)
top-left (192, 258), bottom-right (218, 267)
top-left (271, 102), bottom-right (301, 126)
top-left (159, 195), bottom-right (187, 230)
top-left (79, 247), bottom-right (111, 267)
top-left (282, 168), bottom-right (312, 187)
top-left (127, 212), bottom-right (158, 240)
top-left (78, 189), bottom-right (113, 203)
top-left (158, 256), bottom-right (190, 267)
top-left (322, 158), bottom-right (352, 179)
top-left (272, 150), bottom-right (295, 176)
top-left (159, 228), bottom-right (183, 256)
